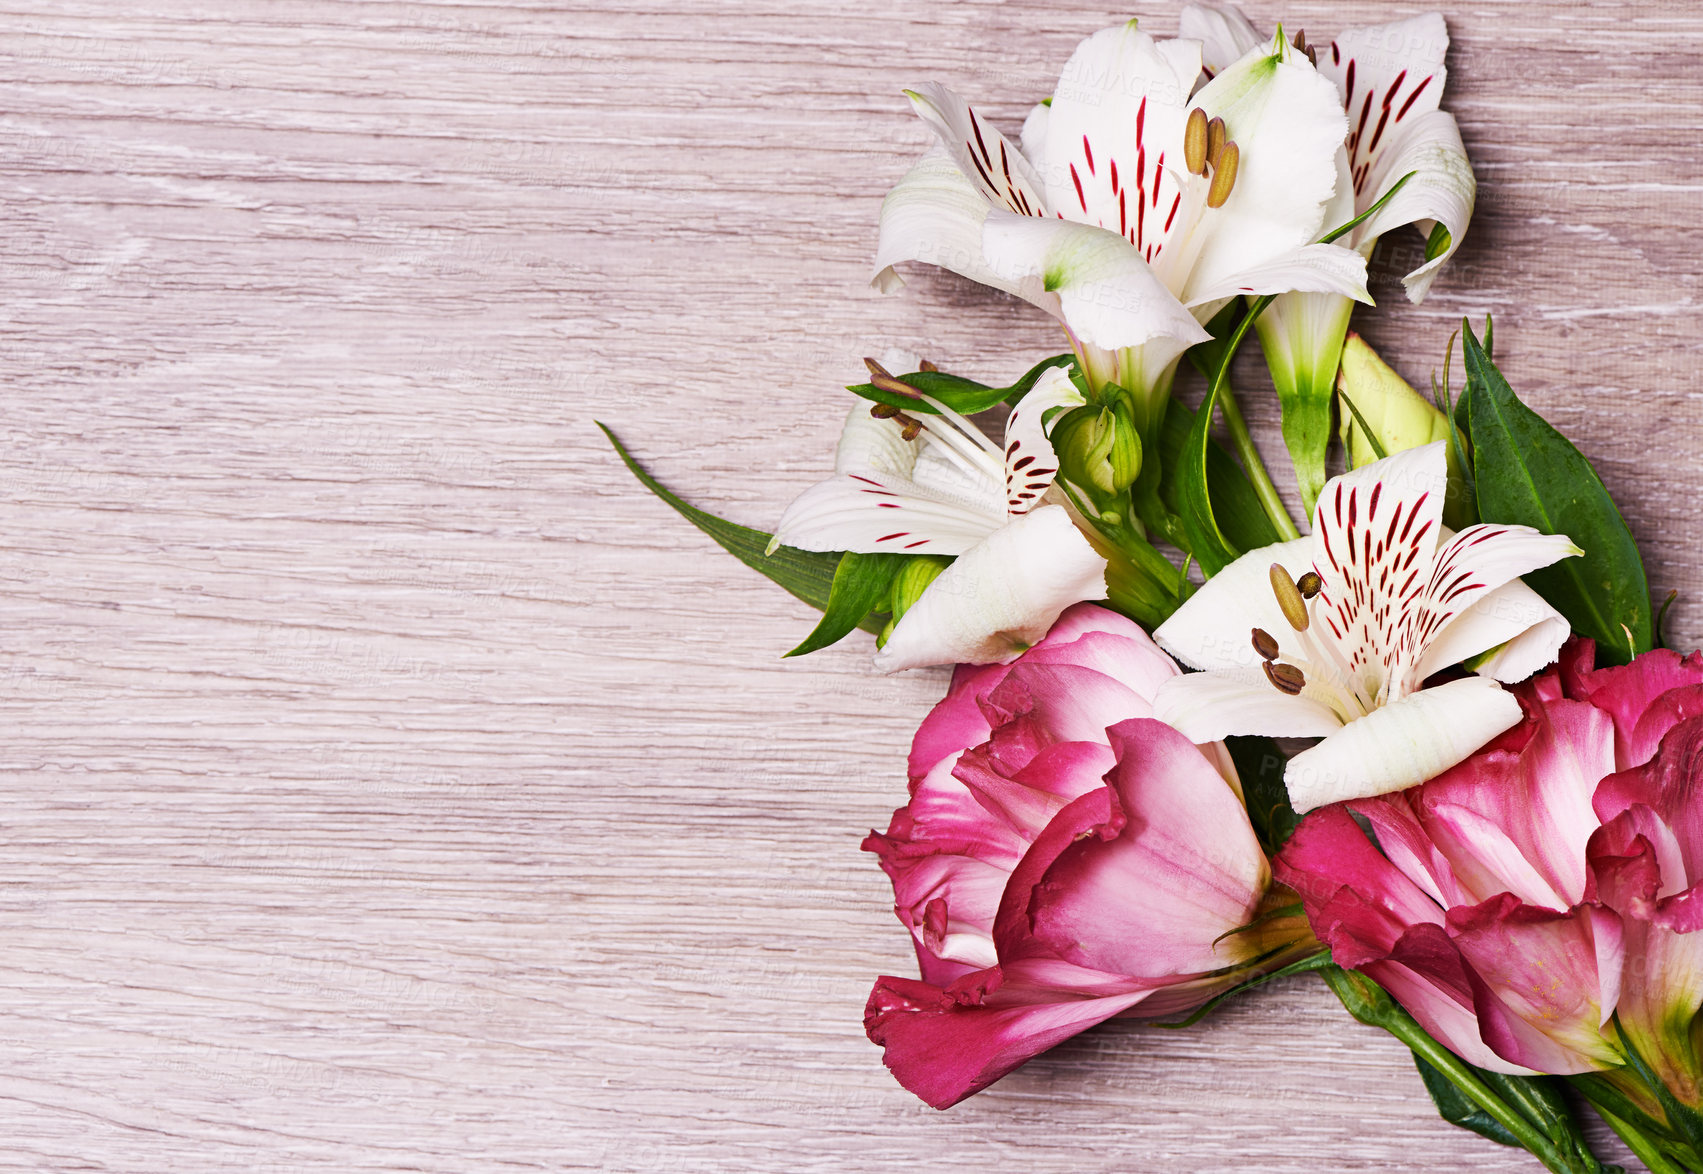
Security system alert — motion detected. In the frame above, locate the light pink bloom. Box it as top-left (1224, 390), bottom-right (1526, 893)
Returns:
top-left (1277, 639), bottom-right (1703, 1102)
top-left (864, 604), bottom-right (1303, 1108)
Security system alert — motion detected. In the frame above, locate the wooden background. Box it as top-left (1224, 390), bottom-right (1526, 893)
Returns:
top-left (0, 1), bottom-right (1695, 1169)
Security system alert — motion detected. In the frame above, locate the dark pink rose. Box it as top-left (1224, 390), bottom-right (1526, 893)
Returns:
top-left (863, 604), bottom-right (1301, 1108)
top-left (1277, 639), bottom-right (1703, 1105)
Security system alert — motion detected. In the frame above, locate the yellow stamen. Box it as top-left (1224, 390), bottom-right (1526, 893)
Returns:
top-left (1184, 108), bottom-right (1209, 175)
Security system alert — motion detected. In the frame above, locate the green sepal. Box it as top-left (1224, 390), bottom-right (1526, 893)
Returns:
top-left (785, 552), bottom-right (904, 657)
top-left (1612, 1018), bottom-right (1703, 1160)
top-left (845, 353), bottom-right (1074, 416)
top-left (1225, 735), bottom-right (1297, 854)
top-left (1459, 322), bottom-right (1653, 665)
top-left (600, 422), bottom-right (878, 631)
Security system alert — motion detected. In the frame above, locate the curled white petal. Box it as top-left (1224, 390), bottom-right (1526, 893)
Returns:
top-left (1284, 676), bottom-right (1524, 812)
top-left (873, 506), bottom-right (1107, 672)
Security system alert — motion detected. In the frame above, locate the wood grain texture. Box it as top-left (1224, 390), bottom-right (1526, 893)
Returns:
top-left (0, 1), bottom-right (1695, 1169)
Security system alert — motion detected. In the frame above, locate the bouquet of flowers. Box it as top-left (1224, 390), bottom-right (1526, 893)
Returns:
top-left (605, 8), bottom-right (1699, 1171)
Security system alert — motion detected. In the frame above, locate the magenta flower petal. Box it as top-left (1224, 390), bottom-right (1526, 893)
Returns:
top-left (1566, 643), bottom-right (1703, 769)
top-left (1447, 894), bottom-right (1623, 1072)
top-left (1021, 719), bottom-right (1265, 979)
top-left (864, 970), bottom-right (1151, 1109)
top-left (866, 606), bottom-right (1292, 1106)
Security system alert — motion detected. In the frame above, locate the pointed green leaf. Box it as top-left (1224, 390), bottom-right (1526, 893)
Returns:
top-left (1156, 406), bottom-right (1278, 562)
top-left (1459, 325), bottom-right (1652, 664)
top-left (846, 354), bottom-right (1075, 416)
top-left (600, 422), bottom-right (880, 631)
top-left (1175, 296), bottom-right (1276, 575)
top-left (785, 552), bottom-right (902, 657)
top-left (1413, 1052), bottom-right (1523, 1148)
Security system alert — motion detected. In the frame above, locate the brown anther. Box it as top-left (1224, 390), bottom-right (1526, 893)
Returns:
top-left (919, 359), bottom-right (939, 372)
top-left (864, 357), bottom-right (891, 379)
top-left (1297, 570), bottom-right (1322, 599)
top-left (870, 371), bottom-right (923, 398)
top-left (1269, 563), bottom-right (1311, 632)
top-left (1206, 116), bottom-right (1227, 169)
top-left (1292, 29), bottom-right (1306, 52)
top-left (1251, 627), bottom-right (1280, 661)
top-left (1206, 141), bottom-right (1239, 209)
top-left (1184, 107), bottom-right (1209, 175)
top-left (869, 402), bottom-right (902, 419)
top-left (898, 416), bottom-right (923, 442)
top-left (1263, 660), bottom-right (1307, 696)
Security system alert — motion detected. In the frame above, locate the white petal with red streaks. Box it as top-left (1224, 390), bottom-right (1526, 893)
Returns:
top-left (1040, 22), bottom-right (1195, 257)
top-left (1318, 14), bottom-right (1450, 205)
top-left (1357, 109), bottom-right (1476, 302)
top-left (873, 149), bottom-right (1037, 299)
top-left (1000, 366), bottom-right (1083, 515)
top-left (905, 83), bottom-right (1050, 219)
top-left (1418, 576), bottom-right (1571, 685)
top-left (772, 468), bottom-right (1005, 556)
top-left (1308, 441), bottom-right (1449, 702)
top-left (1403, 523), bottom-right (1582, 684)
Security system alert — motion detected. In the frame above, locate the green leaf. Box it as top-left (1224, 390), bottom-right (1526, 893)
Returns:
top-left (785, 552), bottom-right (902, 657)
top-left (1414, 1052), bottom-right (1522, 1147)
top-left (1459, 324), bottom-right (1653, 664)
top-left (600, 422), bottom-right (880, 632)
top-left (846, 354), bottom-right (1075, 416)
top-left (1225, 735), bottom-right (1297, 853)
top-left (1159, 400), bottom-right (1281, 555)
top-left (1175, 296), bottom-right (1276, 575)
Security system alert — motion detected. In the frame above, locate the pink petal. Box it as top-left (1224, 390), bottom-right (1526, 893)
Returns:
top-left (1569, 645), bottom-right (1703, 769)
top-left (1418, 697), bottom-right (1614, 908)
top-left (1020, 719), bottom-right (1266, 979)
top-left (1446, 894), bottom-right (1622, 1073)
top-left (864, 969), bottom-right (1151, 1109)
top-left (1595, 715), bottom-right (1703, 886)
top-left (907, 660), bottom-right (1009, 781)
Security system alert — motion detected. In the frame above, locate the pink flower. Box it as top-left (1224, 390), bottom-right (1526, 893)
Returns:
top-left (863, 603), bottom-right (1304, 1108)
top-left (1276, 639), bottom-right (1703, 1105)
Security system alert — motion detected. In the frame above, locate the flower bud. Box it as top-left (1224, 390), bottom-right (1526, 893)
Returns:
top-left (1053, 401), bottom-right (1142, 498)
top-left (885, 555), bottom-right (951, 626)
top-left (1336, 333), bottom-right (1451, 468)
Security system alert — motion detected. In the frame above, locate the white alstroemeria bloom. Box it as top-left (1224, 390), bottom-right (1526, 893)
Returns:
top-left (1151, 442), bottom-right (1582, 813)
top-left (772, 367), bottom-right (1107, 673)
top-left (873, 20), bottom-right (1369, 432)
top-left (1181, 5), bottom-right (1477, 510)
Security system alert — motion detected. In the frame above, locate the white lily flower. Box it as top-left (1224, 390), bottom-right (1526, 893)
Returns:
top-left (1181, 5), bottom-right (1477, 510)
top-left (772, 367), bottom-right (1107, 673)
top-left (873, 20), bottom-right (1369, 433)
top-left (1151, 442), bottom-right (1581, 813)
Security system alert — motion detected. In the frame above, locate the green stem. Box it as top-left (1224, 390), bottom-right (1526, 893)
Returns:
top-left (1319, 967), bottom-right (1587, 1173)
top-left (1215, 378), bottom-right (1302, 542)
top-left (1595, 1106), bottom-right (1691, 1174)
